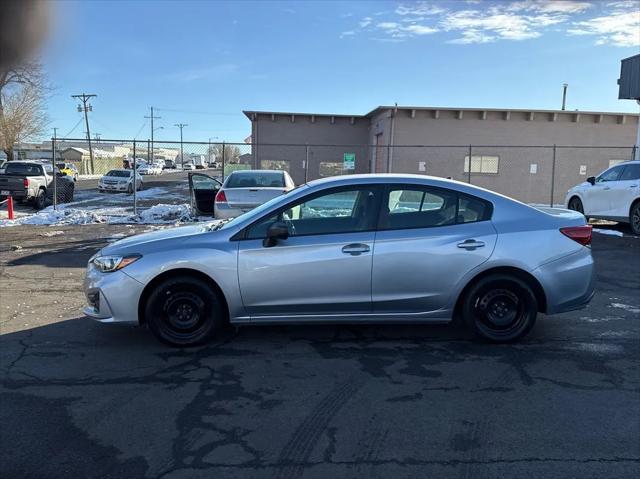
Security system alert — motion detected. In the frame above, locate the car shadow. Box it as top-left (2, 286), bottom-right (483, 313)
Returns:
top-left (6, 238), bottom-right (106, 268)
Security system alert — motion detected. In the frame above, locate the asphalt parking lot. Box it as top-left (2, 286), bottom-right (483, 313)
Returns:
top-left (0, 224), bottom-right (639, 478)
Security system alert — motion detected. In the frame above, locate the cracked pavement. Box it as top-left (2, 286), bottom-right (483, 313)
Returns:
top-left (1, 224), bottom-right (639, 478)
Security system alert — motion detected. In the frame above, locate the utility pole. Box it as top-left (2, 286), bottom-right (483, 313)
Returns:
top-left (94, 133), bottom-right (101, 144)
top-left (72, 93), bottom-right (97, 173)
top-left (175, 123), bottom-right (187, 167)
top-left (145, 107), bottom-right (161, 163)
top-left (561, 83), bottom-right (568, 111)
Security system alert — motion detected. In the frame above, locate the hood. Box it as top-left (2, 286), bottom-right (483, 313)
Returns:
top-left (101, 222), bottom-right (218, 255)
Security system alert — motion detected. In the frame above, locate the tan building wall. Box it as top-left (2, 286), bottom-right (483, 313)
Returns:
top-left (245, 107), bottom-right (639, 204)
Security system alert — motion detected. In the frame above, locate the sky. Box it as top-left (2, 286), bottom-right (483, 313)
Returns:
top-left (39, 0), bottom-right (640, 143)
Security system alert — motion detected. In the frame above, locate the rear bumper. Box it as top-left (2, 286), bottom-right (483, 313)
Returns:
top-left (215, 203), bottom-right (254, 219)
top-left (0, 191), bottom-right (28, 201)
top-left (534, 247), bottom-right (596, 315)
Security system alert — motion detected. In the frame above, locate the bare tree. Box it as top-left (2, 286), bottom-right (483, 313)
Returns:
top-left (208, 143), bottom-right (242, 163)
top-left (0, 60), bottom-right (48, 160)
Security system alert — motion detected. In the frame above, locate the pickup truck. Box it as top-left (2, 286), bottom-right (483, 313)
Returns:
top-left (0, 161), bottom-right (75, 209)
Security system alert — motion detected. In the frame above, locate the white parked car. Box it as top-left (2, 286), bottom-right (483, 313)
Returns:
top-left (214, 169), bottom-right (295, 219)
top-left (565, 160), bottom-right (640, 234)
top-left (183, 163), bottom-right (196, 171)
top-left (98, 169), bottom-right (143, 193)
top-left (138, 163), bottom-right (163, 175)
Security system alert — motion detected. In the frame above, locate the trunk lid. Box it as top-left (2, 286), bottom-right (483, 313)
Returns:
top-left (221, 187), bottom-right (286, 209)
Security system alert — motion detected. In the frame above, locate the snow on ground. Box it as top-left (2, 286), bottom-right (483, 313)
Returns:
top-left (0, 203), bottom-right (198, 227)
top-left (610, 303), bottom-right (640, 314)
top-left (593, 228), bottom-right (624, 237)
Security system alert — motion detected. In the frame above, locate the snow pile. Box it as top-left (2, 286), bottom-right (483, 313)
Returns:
top-left (593, 228), bottom-right (624, 237)
top-left (0, 203), bottom-right (197, 227)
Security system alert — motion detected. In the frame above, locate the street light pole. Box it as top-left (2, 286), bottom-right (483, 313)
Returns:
top-left (145, 107), bottom-right (161, 163)
top-left (175, 123), bottom-right (187, 167)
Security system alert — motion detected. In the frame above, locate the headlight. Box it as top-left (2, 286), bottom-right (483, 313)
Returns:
top-left (92, 254), bottom-right (141, 273)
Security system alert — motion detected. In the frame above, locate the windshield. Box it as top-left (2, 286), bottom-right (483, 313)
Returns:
top-left (218, 184), bottom-right (309, 230)
top-left (225, 171), bottom-right (284, 188)
top-left (105, 170), bottom-right (131, 178)
top-left (4, 163), bottom-right (44, 175)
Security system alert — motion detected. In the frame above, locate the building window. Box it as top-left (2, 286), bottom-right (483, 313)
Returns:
top-left (319, 162), bottom-right (348, 177)
top-left (260, 160), bottom-right (290, 172)
top-left (463, 155), bottom-right (499, 174)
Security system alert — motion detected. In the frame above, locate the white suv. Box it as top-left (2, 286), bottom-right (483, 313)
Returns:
top-left (565, 160), bottom-right (640, 234)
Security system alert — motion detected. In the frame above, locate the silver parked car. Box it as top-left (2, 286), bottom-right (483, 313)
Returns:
top-left (214, 169), bottom-right (295, 219)
top-left (84, 174), bottom-right (595, 346)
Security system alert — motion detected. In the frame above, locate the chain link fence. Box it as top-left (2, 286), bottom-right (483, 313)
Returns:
top-left (46, 137), bottom-right (636, 218)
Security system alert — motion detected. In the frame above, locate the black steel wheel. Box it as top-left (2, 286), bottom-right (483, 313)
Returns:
top-left (127, 183), bottom-right (133, 194)
top-left (630, 202), bottom-right (640, 235)
top-left (145, 276), bottom-right (224, 346)
top-left (568, 196), bottom-right (584, 214)
top-left (462, 274), bottom-right (538, 343)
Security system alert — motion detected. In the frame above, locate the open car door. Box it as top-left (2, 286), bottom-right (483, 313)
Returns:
top-left (188, 172), bottom-right (222, 216)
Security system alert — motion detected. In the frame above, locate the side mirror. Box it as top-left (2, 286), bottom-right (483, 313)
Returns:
top-left (263, 221), bottom-right (289, 247)
top-left (587, 176), bottom-right (596, 185)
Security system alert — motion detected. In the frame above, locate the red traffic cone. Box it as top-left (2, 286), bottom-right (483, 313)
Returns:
top-left (7, 195), bottom-right (14, 220)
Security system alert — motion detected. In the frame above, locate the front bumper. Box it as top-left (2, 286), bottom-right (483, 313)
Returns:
top-left (83, 263), bottom-right (145, 323)
top-left (534, 247), bottom-right (596, 315)
top-left (98, 183), bottom-right (128, 192)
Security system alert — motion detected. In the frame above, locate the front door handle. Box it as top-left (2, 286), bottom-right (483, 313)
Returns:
top-left (457, 239), bottom-right (485, 250)
top-left (630, 184), bottom-right (638, 188)
top-left (342, 243), bottom-right (370, 255)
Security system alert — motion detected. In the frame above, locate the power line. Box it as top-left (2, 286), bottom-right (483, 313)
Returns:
top-left (61, 117), bottom-right (83, 138)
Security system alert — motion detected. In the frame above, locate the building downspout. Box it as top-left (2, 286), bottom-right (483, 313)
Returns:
top-left (387, 103), bottom-right (397, 173)
top-left (636, 100), bottom-right (640, 161)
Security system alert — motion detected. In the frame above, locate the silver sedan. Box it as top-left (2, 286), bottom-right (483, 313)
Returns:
top-left (84, 174), bottom-right (595, 346)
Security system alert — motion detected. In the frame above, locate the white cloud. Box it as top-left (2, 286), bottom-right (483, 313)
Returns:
top-left (167, 64), bottom-right (238, 82)
top-left (395, 3), bottom-right (445, 16)
top-left (569, 8), bottom-right (640, 46)
top-left (346, 0), bottom-right (638, 47)
top-left (339, 31), bottom-right (356, 38)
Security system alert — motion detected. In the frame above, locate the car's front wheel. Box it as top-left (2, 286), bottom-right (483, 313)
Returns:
top-left (145, 276), bottom-right (225, 346)
top-left (462, 274), bottom-right (538, 343)
top-left (630, 201), bottom-right (640, 235)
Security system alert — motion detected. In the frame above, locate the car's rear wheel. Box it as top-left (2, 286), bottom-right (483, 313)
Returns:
top-left (462, 274), bottom-right (537, 343)
top-left (33, 189), bottom-right (46, 210)
top-left (145, 276), bottom-right (224, 346)
top-left (127, 183), bottom-right (133, 194)
top-left (630, 201), bottom-right (640, 235)
top-left (568, 196), bottom-right (584, 214)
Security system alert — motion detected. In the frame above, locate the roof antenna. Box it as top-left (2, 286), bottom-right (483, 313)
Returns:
top-left (561, 83), bottom-right (568, 111)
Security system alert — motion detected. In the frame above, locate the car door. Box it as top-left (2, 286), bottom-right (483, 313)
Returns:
top-left (584, 165), bottom-right (625, 216)
top-left (372, 185), bottom-right (497, 314)
top-left (613, 163), bottom-right (640, 218)
top-left (237, 185), bottom-right (382, 318)
top-left (188, 172), bottom-right (222, 215)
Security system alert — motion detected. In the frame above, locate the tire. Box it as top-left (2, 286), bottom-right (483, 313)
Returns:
top-left (33, 189), bottom-right (46, 210)
top-left (568, 196), bottom-right (584, 214)
top-left (64, 183), bottom-right (75, 203)
top-left (630, 201), bottom-right (640, 235)
top-left (145, 276), bottom-right (225, 346)
top-left (461, 274), bottom-right (538, 343)
top-left (127, 183), bottom-right (133, 194)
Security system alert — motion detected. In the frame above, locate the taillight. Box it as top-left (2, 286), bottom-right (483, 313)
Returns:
top-left (215, 190), bottom-right (227, 203)
top-left (560, 225), bottom-right (592, 246)
top-left (23, 178), bottom-right (29, 188)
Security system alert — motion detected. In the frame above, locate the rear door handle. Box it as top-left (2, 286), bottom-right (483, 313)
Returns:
top-left (457, 239), bottom-right (485, 250)
top-left (342, 243), bottom-right (370, 255)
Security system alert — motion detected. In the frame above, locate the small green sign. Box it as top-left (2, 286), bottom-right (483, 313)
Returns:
top-left (343, 152), bottom-right (355, 170)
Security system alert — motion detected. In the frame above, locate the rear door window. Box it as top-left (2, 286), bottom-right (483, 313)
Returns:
top-left (382, 186), bottom-right (492, 230)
